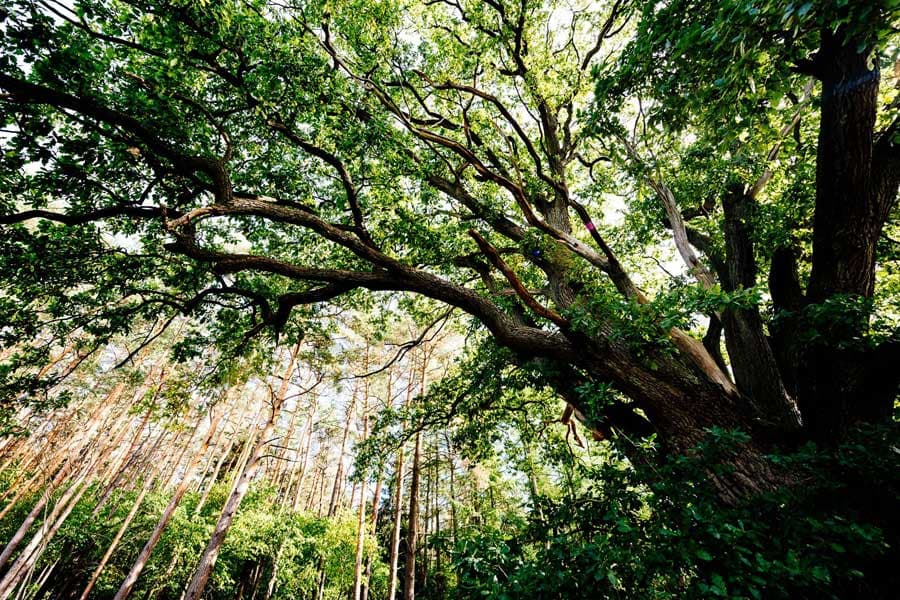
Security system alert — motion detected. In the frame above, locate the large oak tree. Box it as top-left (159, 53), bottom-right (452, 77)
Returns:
top-left (1, 0), bottom-right (898, 502)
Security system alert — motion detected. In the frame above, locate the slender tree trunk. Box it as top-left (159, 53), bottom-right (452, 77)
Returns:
top-left (433, 443), bottom-right (442, 594)
top-left (445, 435), bottom-right (459, 588)
top-left (181, 344), bottom-right (300, 600)
top-left (247, 562), bottom-right (264, 600)
top-left (313, 379), bottom-right (359, 599)
top-left (313, 464), bottom-right (327, 516)
top-left (327, 383), bottom-right (357, 517)
top-left (0, 405), bottom-right (80, 502)
top-left (0, 472), bottom-right (91, 599)
top-left (350, 481), bottom-right (359, 512)
top-left (421, 444), bottom-right (431, 589)
top-left (360, 464), bottom-right (382, 600)
top-left (352, 345), bottom-right (371, 600)
top-left (267, 385), bottom-right (320, 600)
top-left (303, 463), bottom-right (321, 514)
top-left (403, 348), bottom-right (428, 600)
top-left (273, 394), bottom-right (301, 500)
top-left (446, 441), bottom-right (457, 536)
top-left (403, 431), bottom-right (422, 600)
top-left (111, 408), bottom-right (223, 600)
top-left (388, 364), bottom-right (413, 600)
top-left (195, 400), bottom-right (250, 516)
top-left (361, 362), bottom-right (389, 600)
top-left (91, 405), bottom-right (155, 515)
top-left (0, 389), bottom-right (128, 571)
top-left (0, 382), bottom-right (124, 524)
top-left (291, 393), bottom-right (318, 512)
top-left (78, 469), bottom-right (160, 600)
top-left (26, 557), bottom-right (58, 600)
top-left (263, 549), bottom-right (283, 600)
top-left (190, 403), bottom-right (236, 496)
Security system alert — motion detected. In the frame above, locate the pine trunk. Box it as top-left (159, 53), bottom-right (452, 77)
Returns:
top-left (111, 408), bottom-right (223, 600)
top-left (352, 344), bottom-right (370, 600)
top-left (181, 344), bottom-right (299, 600)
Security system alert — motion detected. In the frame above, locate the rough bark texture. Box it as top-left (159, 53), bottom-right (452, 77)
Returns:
top-left (1, 4), bottom-right (898, 511)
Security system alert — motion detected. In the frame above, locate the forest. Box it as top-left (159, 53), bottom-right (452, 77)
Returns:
top-left (0, 0), bottom-right (898, 598)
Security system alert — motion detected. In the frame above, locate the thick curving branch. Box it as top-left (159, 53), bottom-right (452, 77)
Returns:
top-left (164, 233), bottom-right (574, 360)
top-left (0, 74), bottom-right (233, 204)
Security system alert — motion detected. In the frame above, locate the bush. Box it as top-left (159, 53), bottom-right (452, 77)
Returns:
top-left (449, 423), bottom-right (900, 599)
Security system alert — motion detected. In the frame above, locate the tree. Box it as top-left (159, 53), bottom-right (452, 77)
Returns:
top-left (0, 0), bottom-right (897, 505)
top-left (113, 405), bottom-right (223, 600)
top-left (182, 343), bottom-right (305, 600)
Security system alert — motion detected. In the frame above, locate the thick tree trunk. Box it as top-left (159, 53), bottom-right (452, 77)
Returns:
top-left (568, 338), bottom-right (795, 503)
top-left (720, 187), bottom-right (801, 431)
top-left (794, 28), bottom-right (896, 443)
top-left (742, 22), bottom-right (900, 457)
top-left (808, 35), bottom-right (880, 304)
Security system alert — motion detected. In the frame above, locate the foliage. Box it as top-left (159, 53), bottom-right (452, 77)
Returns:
top-left (448, 422), bottom-right (900, 599)
top-left (0, 477), bottom-right (384, 599)
top-left (0, 0), bottom-right (898, 598)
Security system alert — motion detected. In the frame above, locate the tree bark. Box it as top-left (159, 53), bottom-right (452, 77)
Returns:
top-left (403, 348), bottom-right (428, 600)
top-left (361, 365), bottom-right (391, 600)
top-left (388, 363), bottom-right (414, 600)
top-left (353, 344), bottom-right (371, 600)
top-left (0, 475), bottom-right (90, 599)
top-left (111, 407), bottom-right (223, 600)
top-left (78, 466), bottom-right (162, 600)
top-left (403, 430), bottom-right (422, 600)
top-left (327, 383), bottom-right (357, 517)
top-left (290, 392), bottom-right (318, 512)
top-left (182, 344), bottom-right (299, 600)
top-left (796, 27), bottom-right (897, 442)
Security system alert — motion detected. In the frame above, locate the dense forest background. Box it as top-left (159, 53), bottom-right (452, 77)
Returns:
top-left (1, 0), bottom-right (899, 598)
